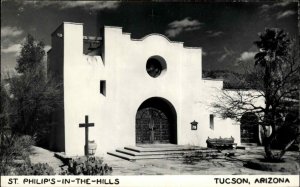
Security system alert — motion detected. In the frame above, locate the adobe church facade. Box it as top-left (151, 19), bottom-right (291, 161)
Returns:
top-left (48, 22), bottom-right (250, 156)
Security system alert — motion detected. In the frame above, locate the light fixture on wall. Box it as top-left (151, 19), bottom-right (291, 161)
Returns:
top-left (56, 33), bottom-right (63, 38)
top-left (191, 120), bottom-right (198, 130)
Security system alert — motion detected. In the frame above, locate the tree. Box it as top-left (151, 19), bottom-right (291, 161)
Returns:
top-left (213, 28), bottom-right (300, 161)
top-left (1, 74), bottom-right (36, 175)
top-left (0, 35), bottom-right (61, 173)
top-left (7, 34), bottom-right (62, 146)
top-left (16, 34), bottom-right (45, 74)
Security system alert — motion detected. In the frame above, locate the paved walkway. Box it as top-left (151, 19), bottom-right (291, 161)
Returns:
top-left (104, 146), bottom-right (300, 175)
top-left (29, 146), bottom-right (64, 174)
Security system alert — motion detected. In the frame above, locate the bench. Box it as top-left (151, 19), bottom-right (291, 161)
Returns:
top-left (206, 136), bottom-right (237, 149)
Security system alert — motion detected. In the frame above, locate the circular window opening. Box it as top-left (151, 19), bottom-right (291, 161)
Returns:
top-left (146, 56), bottom-right (167, 78)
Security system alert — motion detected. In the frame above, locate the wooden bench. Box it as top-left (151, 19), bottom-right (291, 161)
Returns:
top-left (206, 136), bottom-right (237, 149)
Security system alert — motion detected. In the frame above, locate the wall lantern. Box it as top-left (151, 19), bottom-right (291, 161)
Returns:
top-left (191, 120), bottom-right (198, 130)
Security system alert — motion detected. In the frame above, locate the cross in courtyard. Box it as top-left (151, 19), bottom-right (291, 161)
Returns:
top-left (79, 115), bottom-right (94, 156)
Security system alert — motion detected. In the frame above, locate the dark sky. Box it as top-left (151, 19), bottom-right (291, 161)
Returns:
top-left (1, 1), bottom-right (298, 77)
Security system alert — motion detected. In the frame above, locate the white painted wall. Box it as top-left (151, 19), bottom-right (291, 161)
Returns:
top-left (49, 22), bottom-right (264, 156)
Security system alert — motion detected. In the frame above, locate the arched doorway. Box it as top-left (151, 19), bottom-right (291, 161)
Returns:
top-left (240, 112), bottom-right (259, 143)
top-left (136, 97), bottom-right (177, 144)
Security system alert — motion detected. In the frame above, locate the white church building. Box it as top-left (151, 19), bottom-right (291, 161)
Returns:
top-left (48, 22), bottom-right (261, 157)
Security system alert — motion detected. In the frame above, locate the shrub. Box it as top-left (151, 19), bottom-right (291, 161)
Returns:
top-left (0, 135), bottom-right (35, 175)
top-left (60, 156), bottom-right (112, 175)
top-left (16, 163), bottom-right (55, 175)
top-left (11, 135), bottom-right (35, 159)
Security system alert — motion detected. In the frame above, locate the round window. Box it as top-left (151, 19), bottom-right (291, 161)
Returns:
top-left (146, 56), bottom-right (167, 78)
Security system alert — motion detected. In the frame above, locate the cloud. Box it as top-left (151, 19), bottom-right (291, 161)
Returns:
top-left (61, 1), bottom-right (119, 10)
top-left (165, 17), bottom-right (203, 37)
top-left (273, 1), bottom-right (293, 7)
top-left (23, 1), bottom-right (119, 10)
top-left (260, 4), bottom-right (270, 11)
top-left (259, 1), bottom-right (294, 18)
top-left (218, 54), bottom-right (228, 62)
top-left (218, 47), bottom-right (235, 62)
top-left (1, 26), bottom-right (23, 38)
top-left (260, 1), bottom-right (293, 12)
top-left (206, 30), bottom-right (223, 37)
top-left (238, 51), bottom-right (256, 61)
top-left (1, 67), bottom-right (19, 79)
top-left (276, 10), bottom-right (296, 19)
top-left (1, 44), bottom-right (22, 55)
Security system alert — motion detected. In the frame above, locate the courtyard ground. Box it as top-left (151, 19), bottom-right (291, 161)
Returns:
top-left (29, 146), bottom-right (299, 175)
top-left (29, 146), bottom-right (64, 174)
top-left (104, 147), bottom-right (299, 175)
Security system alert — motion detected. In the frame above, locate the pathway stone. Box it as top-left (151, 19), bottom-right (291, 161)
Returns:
top-left (29, 146), bottom-right (64, 174)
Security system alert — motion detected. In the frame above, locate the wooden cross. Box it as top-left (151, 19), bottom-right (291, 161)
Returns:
top-left (79, 115), bottom-right (94, 156)
top-left (149, 118), bottom-right (155, 143)
top-left (148, 109), bottom-right (156, 143)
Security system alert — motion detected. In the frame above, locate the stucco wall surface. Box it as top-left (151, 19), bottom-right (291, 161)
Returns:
top-left (50, 23), bottom-right (263, 156)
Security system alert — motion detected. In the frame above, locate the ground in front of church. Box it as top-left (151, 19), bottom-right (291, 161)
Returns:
top-left (29, 146), bottom-right (299, 175)
top-left (104, 147), bottom-right (299, 175)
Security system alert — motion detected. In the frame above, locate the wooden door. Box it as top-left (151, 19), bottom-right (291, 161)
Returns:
top-left (136, 107), bottom-right (170, 144)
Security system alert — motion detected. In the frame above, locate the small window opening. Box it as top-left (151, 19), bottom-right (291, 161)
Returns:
top-left (100, 80), bottom-right (106, 96)
top-left (210, 114), bottom-right (214, 130)
top-left (146, 56), bottom-right (167, 78)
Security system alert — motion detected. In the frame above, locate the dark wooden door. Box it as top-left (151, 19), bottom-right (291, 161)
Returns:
top-left (136, 107), bottom-right (170, 144)
top-left (241, 124), bottom-right (258, 143)
top-left (240, 113), bottom-right (259, 143)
